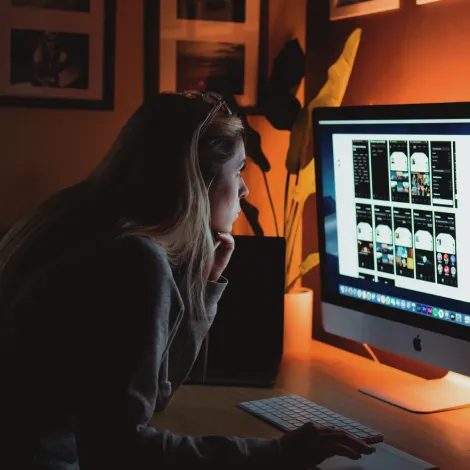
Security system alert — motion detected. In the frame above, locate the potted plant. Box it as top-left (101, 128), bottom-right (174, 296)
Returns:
top-left (276, 29), bottom-right (362, 357)
top-left (208, 29), bottom-right (362, 357)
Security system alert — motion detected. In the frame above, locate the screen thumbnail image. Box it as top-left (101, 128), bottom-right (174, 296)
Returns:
top-left (431, 142), bottom-right (454, 207)
top-left (434, 212), bottom-right (458, 287)
top-left (389, 141), bottom-right (410, 203)
top-left (410, 141), bottom-right (431, 205)
top-left (356, 204), bottom-right (374, 270)
top-left (413, 210), bottom-right (435, 283)
top-left (371, 141), bottom-right (390, 201)
top-left (353, 140), bottom-right (371, 199)
top-left (374, 206), bottom-right (394, 274)
top-left (393, 207), bottom-right (414, 278)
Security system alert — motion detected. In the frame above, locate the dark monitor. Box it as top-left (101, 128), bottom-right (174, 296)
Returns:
top-left (187, 235), bottom-right (285, 387)
top-left (313, 102), bottom-right (470, 413)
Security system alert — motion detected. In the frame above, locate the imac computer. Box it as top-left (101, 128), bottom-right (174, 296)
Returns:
top-left (313, 102), bottom-right (470, 414)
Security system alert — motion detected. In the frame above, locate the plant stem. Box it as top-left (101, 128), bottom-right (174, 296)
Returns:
top-left (294, 170), bottom-right (300, 187)
top-left (286, 213), bottom-right (301, 280)
top-left (285, 172), bottom-right (300, 238)
top-left (286, 199), bottom-right (295, 237)
top-left (286, 202), bottom-right (299, 247)
top-left (285, 201), bottom-right (299, 291)
top-left (283, 173), bottom-right (290, 237)
top-left (284, 171), bottom-right (300, 291)
top-left (286, 273), bottom-right (302, 293)
top-left (262, 170), bottom-right (279, 237)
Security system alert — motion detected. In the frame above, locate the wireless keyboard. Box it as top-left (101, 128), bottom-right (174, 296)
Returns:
top-left (238, 395), bottom-right (384, 444)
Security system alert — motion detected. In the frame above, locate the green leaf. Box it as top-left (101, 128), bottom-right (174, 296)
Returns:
top-left (285, 159), bottom-right (316, 262)
top-left (299, 252), bottom-right (320, 276)
top-left (291, 158), bottom-right (316, 205)
top-left (285, 209), bottom-right (301, 284)
top-left (285, 28), bottom-right (362, 174)
top-left (286, 251), bottom-right (320, 292)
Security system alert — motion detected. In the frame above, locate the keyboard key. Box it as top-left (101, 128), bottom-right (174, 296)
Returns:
top-left (238, 395), bottom-right (384, 445)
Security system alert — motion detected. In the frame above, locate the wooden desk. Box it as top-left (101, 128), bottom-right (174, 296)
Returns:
top-left (150, 341), bottom-right (470, 470)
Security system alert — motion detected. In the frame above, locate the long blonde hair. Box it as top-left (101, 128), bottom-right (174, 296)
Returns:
top-left (0, 93), bottom-right (244, 332)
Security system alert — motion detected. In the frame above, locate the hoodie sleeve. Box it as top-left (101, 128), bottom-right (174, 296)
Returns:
top-left (205, 275), bottom-right (227, 316)
top-left (75, 236), bottom-right (290, 470)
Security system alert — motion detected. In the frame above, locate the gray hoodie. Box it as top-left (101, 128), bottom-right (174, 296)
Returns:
top-left (0, 235), bottom-right (290, 469)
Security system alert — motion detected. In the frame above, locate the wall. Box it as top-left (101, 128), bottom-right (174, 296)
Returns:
top-left (0, 1), bottom-right (144, 230)
top-left (307, 0), bottom-right (470, 108)
top-left (303, 0), bottom-right (470, 373)
top-left (0, 1), bottom-right (306, 284)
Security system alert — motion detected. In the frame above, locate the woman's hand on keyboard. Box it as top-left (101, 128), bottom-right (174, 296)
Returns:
top-left (279, 421), bottom-right (376, 468)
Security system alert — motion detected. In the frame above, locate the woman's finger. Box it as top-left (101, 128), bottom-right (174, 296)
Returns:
top-left (216, 232), bottom-right (235, 249)
top-left (318, 425), bottom-right (338, 433)
top-left (324, 431), bottom-right (376, 454)
top-left (329, 443), bottom-right (361, 460)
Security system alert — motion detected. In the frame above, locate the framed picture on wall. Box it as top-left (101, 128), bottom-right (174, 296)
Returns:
top-left (330, 0), bottom-right (400, 21)
top-left (144, 0), bottom-right (269, 115)
top-left (0, 0), bottom-right (116, 110)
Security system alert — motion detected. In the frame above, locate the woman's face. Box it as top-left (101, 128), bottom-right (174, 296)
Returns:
top-left (209, 141), bottom-right (249, 233)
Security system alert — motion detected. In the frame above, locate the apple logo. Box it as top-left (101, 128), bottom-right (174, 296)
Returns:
top-left (413, 334), bottom-right (422, 352)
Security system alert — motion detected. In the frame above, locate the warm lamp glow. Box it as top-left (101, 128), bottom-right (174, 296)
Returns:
top-left (359, 366), bottom-right (470, 413)
top-left (446, 371), bottom-right (470, 388)
top-left (283, 288), bottom-right (313, 358)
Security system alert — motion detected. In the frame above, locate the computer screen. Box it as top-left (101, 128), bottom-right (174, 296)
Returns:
top-left (314, 106), bottom-right (470, 343)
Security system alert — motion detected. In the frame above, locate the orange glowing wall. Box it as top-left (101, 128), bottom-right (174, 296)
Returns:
top-left (0, 2), bottom-right (145, 229)
top-left (0, 0), bottom-right (307, 245)
top-left (303, 0), bottom-right (470, 371)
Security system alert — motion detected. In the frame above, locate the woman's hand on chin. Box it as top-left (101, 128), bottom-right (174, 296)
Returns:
top-left (209, 232), bottom-right (235, 281)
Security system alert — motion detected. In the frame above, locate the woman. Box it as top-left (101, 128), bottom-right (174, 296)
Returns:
top-left (0, 91), bottom-right (374, 469)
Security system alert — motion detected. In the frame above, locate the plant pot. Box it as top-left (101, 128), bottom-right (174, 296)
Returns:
top-left (283, 287), bottom-right (314, 358)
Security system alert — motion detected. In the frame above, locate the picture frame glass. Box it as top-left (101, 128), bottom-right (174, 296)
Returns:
top-left (0, 0), bottom-right (115, 109)
top-left (156, 0), bottom-right (265, 110)
top-left (331, 0), bottom-right (400, 20)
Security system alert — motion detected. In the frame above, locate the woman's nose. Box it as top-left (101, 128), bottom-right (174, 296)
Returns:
top-left (240, 179), bottom-right (249, 199)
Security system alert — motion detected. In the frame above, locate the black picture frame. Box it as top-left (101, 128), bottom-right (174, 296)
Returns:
top-left (0, 0), bottom-right (116, 110)
top-left (144, 0), bottom-right (269, 115)
top-left (330, 0), bottom-right (400, 20)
